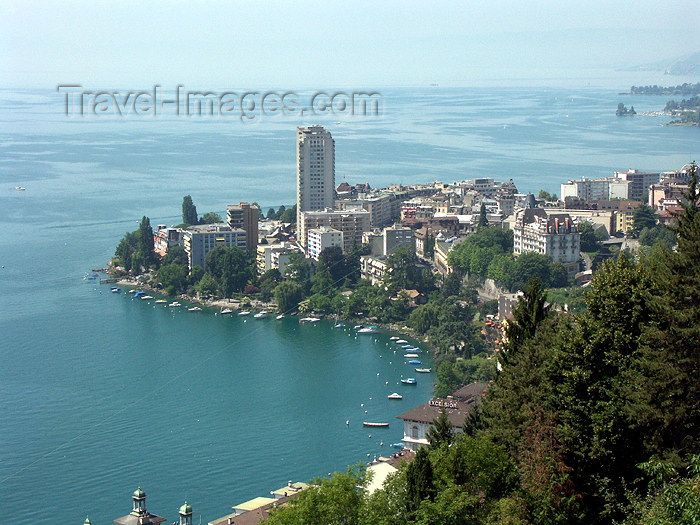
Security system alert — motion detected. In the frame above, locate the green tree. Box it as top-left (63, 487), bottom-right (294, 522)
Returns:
top-left (424, 234), bottom-right (436, 258)
top-left (157, 263), bottom-right (189, 295)
top-left (195, 272), bottom-right (218, 297)
top-left (274, 281), bottom-right (304, 313)
top-left (405, 447), bottom-right (436, 513)
top-left (631, 204), bottom-right (658, 236)
top-left (199, 211), bottom-right (222, 224)
top-left (478, 202), bottom-right (489, 228)
top-left (638, 225), bottom-right (676, 249)
top-left (502, 278), bottom-right (549, 364)
top-left (511, 252), bottom-right (552, 291)
top-left (275, 205), bottom-right (286, 220)
top-left (427, 409), bottom-right (455, 449)
top-left (182, 195), bottom-right (198, 225)
top-left (137, 216), bottom-right (156, 269)
top-left (204, 246), bottom-right (251, 297)
top-left (266, 465), bottom-right (368, 525)
top-left (578, 220), bottom-right (599, 252)
top-left (267, 207), bottom-right (276, 220)
top-left (280, 204), bottom-right (297, 223)
top-left (161, 245), bottom-right (188, 266)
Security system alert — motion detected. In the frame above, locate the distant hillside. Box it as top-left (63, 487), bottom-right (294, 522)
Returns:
top-left (619, 51), bottom-right (700, 75)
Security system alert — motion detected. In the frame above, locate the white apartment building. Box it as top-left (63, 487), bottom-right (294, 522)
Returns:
top-left (299, 209), bottom-right (370, 255)
top-left (560, 178), bottom-right (630, 201)
top-left (182, 224), bottom-right (247, 270)
top-left (307, 227), bottom-right (344, 260)
top-left (296, 126), bottom-right (335, 226)
top-left (256, 242), bottom-right (301, 275)
top-left (513, 209), bottom-right (581, 278)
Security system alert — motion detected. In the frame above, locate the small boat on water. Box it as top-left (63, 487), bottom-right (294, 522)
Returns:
top-left (299, 317), bottom-right (320, 323)
top-left (396, 339), bottom-right (408, 344)
top-left (391, 442), bottom-right (405, 448)
top-left (334, 322), bottom-right (345, 328)
top-left (220, 308), bottom-right (232, 314)
top-left (388, 393), bottom-right (403, 400)
top-left (169, 302), bottom-right (181, 307)
top-left (254, 311), bottom-right (268, 319)
top-left (128, 289), bottom-right (138, 294)
top-left (238, 311), bottom-right (251, 316)
top-left (188, 306), bottom-right (202, 312)
top-left (415, 368), bottom-right (432, 373)
top-left (404, 353), bottom-right (419, 358)
top-left (134, 291), bottom-right (146, 297)
top-left (389, 336), bottom-right (399, 341)
top-left (15, 186), bottom-right (26, 191)
top-left (357, 326), bottom-right (378, 334)
top-left (401, 378), bottom-right (417, 385)
top-left (85, 273), bottom-right (98, 280)
top-left (110, 287), bottom-right (121, 293)
top-left (155, 299), bottom-right (167, 304)
top-left (141, 295), bottom-right (153, 300)
top-left (276, 314), bottom-right (285, 320)
top-left (408, 359), bottom-right (422, 365)
top-left (363, 422), bottom-right (389, 427)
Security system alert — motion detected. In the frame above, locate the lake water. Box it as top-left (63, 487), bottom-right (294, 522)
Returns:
top-left (0, 79), bottom-right (697, 524)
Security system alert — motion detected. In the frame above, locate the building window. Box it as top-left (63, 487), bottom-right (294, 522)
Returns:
top-left (412, 425), bottom-right (419, 439)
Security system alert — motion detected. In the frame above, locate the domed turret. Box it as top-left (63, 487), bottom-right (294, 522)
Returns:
top-left (178, 500), bottom-right (193, 525)
top-left (133, 486), bottom-right (146, 499)
top-left (84, 517), bottom-right (92, 525)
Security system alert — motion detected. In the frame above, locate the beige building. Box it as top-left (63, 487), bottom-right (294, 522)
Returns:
top-left (513, 209), bottom-right (581, 278)
top-left (296, 126), bottom-right (335, 226)
top-left (227, 202), bottom-right (259, 253)
top-left (299, 209), bottom-right (370, 255)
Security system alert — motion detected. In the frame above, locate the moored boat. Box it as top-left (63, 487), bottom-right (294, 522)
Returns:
top-left (357, 326), bottom-right (378, 333)
top-left (408, 359), bottom-right (421, 364)
top-left (110, 287), bottom-right (121, 293)
top-left (254, 311), bottom-right (268, 319)
top-left (401, 378), bottom-right (417, 384)
top-left (415, 368), bottom-right (432, 373)
top-left (169, 302), bottom-right (181, 307)
top-left (404, 353), bottom-right (419, 358)
top-left (387, 392), bottom-right (403, 400)
top-left (389, 336), bottom-right (399, 341)
top-left (299, 317), bottom-right (320, 323)
top-left (362, 422), bottom-right (390, 427)
top-left (396, 339), bottom-right (408, 344)
top-left (391, 442), bottom-right (405, 448)
top-left (155, 299), bottom-right (167, 304)
top-left (238, 311), bottom-right (251, 316)
top-left (220, 308), bottom-right (232, 314)
top-left (188, 306), bottom-right (202, 312)
top-left (276, 314), bottom-right (285, 320)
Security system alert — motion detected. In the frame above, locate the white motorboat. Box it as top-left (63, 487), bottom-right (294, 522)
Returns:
top-left (169, 302), bottom-right (181, 307)
top-left (220, 308), bottom-right (233, 314)
top-left (238, 311), bottom-right (251, 316)
top-left (276, 314), bottom-right (285, 320)
top-left (387, 393), bottom-right (403, 400)
top-left (188, 306), bottom-right (202, 312)
top-left (396, 339), bottom-right (408, 344)
top-left (254, 311), bottom-right (268, 319)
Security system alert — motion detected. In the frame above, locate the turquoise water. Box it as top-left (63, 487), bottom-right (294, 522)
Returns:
top-left (1, 85), bottom-right (698, 524)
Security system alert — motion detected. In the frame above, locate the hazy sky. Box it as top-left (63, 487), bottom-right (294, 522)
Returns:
top-left (1, 0), bottom-right (699, 88)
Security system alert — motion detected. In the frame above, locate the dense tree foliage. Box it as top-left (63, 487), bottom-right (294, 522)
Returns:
top-left (181, 195), bottom-right (198, 225)
top-left (632, 204), bottom-right (658, 236)
top-left (199, 211), bottom-right (222, 224)
top-left (114, 216), bottom-right (156, 273)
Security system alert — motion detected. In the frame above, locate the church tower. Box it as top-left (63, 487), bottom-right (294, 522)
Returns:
top-left (178, 501), bottom-right (193, 525)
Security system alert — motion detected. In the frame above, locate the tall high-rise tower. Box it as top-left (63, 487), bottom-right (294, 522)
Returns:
top-left (296, 126), bottom-right (335, 227)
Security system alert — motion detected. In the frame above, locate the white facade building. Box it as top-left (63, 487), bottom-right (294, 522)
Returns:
top-left (513, 208), bottom-right (581, 278)
top-left (299, 209), bottom-right (370, 255)
top-left (296, 126), bottom-right (335, 226)
top-left (307, 227), bottom-right (344, 260)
